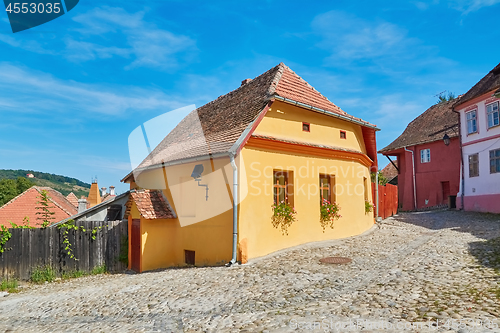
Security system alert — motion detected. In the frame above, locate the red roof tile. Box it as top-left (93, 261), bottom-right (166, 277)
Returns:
top-left (128, 190), bottom-right (175, 219)
top-left (0, 187), bottom-right (78, 228)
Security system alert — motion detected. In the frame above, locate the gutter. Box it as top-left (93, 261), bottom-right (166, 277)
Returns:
top-left (227, 153), bottom-right (238, 266)
top-left (452, 107), bottom-right (465, 210)
top-left (273, 96), bottom-right (380, 131)
top-left (403, 146), bottom-right (417, 210)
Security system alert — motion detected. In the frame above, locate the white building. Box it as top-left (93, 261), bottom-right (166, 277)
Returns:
top-left (454, 62), bottom-right (500, 213)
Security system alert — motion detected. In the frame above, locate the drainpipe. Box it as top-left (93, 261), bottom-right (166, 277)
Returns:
top-left (403, 146), bottom-right (417, 210)
top-left (375, 168), bottom-right (380, 221)
top-left (227, 153), bottom-right (238, 266)
top-left (453, 107), bottom-right (465, 210)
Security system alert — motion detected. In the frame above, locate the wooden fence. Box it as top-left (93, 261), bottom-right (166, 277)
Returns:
top-left (0, 220), bottom-right (128, 280)
top-left (372, 182), bottom-right (398, 219)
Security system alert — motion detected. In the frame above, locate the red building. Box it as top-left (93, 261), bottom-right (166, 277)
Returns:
top-left (379, 99), bottom-right (461, 211)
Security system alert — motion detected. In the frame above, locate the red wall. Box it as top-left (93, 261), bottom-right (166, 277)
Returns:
top-left (393, 137), bottom-right (461, 211)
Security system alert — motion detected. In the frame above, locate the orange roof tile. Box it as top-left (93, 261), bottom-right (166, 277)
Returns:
top-left (0, 187), bottom-right (78, 228)
top-left (128, 190), bottom-right (175, 219)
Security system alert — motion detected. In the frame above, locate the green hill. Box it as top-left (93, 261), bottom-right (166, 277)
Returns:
top-left (0, 169), bottom-right (91, 199)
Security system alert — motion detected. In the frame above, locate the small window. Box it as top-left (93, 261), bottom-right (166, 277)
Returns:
top-left (185, 250), bottom-right (195, 265)
top-left (420, 149), bottom-right (430, 163)
top-left (487, 102), bottom-right (499, 129)
top-left (489, 149), bottom-right (500, 173)
top-left (273, 170), bottom-right (294, 206)
top-left (340, 130), bottom-right (346, 139)
top-left (363, 177), bottom-right (368, 201)
top-left (469, 154), bottom-right (479, 177)
top-left (302, 122), bottom-right (310, 132)
top-left (466, 110), bottom-right (477, 134)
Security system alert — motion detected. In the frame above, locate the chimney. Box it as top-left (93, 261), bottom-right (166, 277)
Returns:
top-left (241, 78), bottom-right (252, 86)
top-left (78, 198), bottom-right (88, 213)
top-left (109, 186), bottom-right (115, 196)
top-left (101, 187), bottom-right (107, 196)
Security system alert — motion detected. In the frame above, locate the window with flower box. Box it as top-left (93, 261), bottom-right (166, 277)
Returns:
top-left (319, 174), bottom-right (335, 203)
top-left (273, 170), bottom-right (294, 206)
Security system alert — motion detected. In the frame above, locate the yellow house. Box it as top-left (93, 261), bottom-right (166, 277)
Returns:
top-left (122, 63), bottom-right (379, 272)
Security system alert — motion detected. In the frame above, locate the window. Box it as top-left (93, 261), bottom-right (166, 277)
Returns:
top-left (302, 122), bottom-right (310, 132)
top-left (273, 170), bottom-right (294, 205)
top-left (490, 149), bottom-right (500, 173)
top-left (469, 154), bottom-right (479, 177)
top-left (420, 149), bottom-right (430, 163)
top-left (340, 130), bottom-right (346, 139)
top-left (319, 174), bottom-right (335, 203)
top-left (487, 102), bottom-right (499, 129)
top-left (466, 110), bottom-right (477, 134)
top-left (363, 177), bottom-right (368, 201)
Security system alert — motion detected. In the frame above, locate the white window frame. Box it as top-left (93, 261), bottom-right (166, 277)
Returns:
top-left (420, 149), bottom-right (430, 163)
top-left (486, 101), bottom-right (499, 129)
top-left (466, 110), bottom-right (477, 134)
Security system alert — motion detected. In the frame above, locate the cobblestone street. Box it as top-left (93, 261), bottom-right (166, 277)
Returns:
top-left (0, 210), bottom-right (499, 332)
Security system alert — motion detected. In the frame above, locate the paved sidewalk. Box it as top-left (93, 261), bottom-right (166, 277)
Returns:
top-left (0, 210), bottom-right (499, 332)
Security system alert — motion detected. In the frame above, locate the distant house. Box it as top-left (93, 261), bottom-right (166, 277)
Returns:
top-left (26, 173), bottom-right (34, 178)
top-left (453, 62), bottom-right (500, 213)
top-left (0, 186), bottom-right (78, 228)
top-left (122, 63), bottom-right (379, 272)
top-left (379, 99), bottom-right (461, 210)
top-left (380, 161), bottom-right (398, 185)
top-left (66, 192), bottom-right (78, 208)
top-left (53, 191), bottom-right (130, 226)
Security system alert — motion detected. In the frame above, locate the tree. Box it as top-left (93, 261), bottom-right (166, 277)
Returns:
top-left (437, 92), bottom-right (455, 104)
top-left (371, 171), bottom-right (388, 185)
top-left (36, 190), bottom-right (55, 228)
top-left (0, 177), bottom-right (34, 207)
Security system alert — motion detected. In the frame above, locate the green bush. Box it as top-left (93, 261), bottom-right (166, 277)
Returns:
top-left (0, 279), bottom-right (18, 293)
top-left (30, 266), bottom-right (56, 284)
top-left (91, 264), bottom-right (106, 275)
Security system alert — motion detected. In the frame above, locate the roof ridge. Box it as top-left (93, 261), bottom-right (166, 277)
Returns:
top-left (0, 186), bottom-right (37, 211)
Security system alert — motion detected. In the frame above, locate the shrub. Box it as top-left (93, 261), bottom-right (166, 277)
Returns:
top-left (0, 279), bottom-right (18, 293)
top-left (30, 266), bottom-right (56, 284)
top-left (271, 201), bottom-right (297, 235)
top-left (365, 200), bottom-right (374, 214)
top-left (320, 199), bottom-right (341, 231)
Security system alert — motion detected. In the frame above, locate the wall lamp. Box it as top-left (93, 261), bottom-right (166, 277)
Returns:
top-left (191, 164), bottom-right (209, 201)
top-left (443, 134), bottom-right (450, 146)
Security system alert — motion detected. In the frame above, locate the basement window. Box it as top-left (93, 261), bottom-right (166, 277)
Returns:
top-left (185, 250), bottom-right (195, 265)
top-left (302, 122), bottom-right (310, 132)
top-left (340, 131), bottom-right (346, 139)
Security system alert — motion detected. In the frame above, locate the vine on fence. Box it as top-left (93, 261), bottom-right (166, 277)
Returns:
top-left (57, 220), bottom-right (105, 260)
top-left (0, 225), bottom-right (12, 253)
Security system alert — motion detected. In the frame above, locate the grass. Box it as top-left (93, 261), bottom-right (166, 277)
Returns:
top-left (31, 264), bottom-right (107, 284)
top-left (30, 266), bottom-right (56, 284)
top-left (0, 279), bottom-right (18, 293)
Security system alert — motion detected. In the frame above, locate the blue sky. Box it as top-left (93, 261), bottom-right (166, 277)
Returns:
top-left (0, 0), bottom-right (499, 194)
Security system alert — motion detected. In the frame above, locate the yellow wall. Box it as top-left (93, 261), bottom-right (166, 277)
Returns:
top-left (239, 147), bottom-right (373, 260)
top-left (132, 157), bottom-right (234, 271)
top-left (256, 101), bottom-right (367, 153)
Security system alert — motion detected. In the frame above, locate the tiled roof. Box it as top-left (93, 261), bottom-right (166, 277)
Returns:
top-left (0, 187), bottom-right (78, 228)
top-left (379, 99), bottom-right (459, 153)
top-left (380, 161), bottom-right (398, 181)
top-left (125, 63), bottom-right (376, 180)
top-left (128, 189), bottom-right (175, 219)
top-left (455, 62), bottom-right (500, 108)
top-left (101, 194), bottom-right (116, 202)
top-left (66, 192), bottom-right (78, 208)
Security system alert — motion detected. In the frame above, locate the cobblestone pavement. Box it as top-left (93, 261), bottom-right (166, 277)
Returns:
top-left (0, 210), bottom-right (499, 332)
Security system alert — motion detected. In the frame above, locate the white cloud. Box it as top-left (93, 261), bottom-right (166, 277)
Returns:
top-left (450, 0), bottom-right (500, 12)
top-left (67, 6), bottom-right (197, 70)
top-left (0, 62), bottom-right (185, 116)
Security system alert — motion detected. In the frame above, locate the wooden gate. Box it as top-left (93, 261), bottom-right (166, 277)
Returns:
top-left (371, 183), bottom-right (398, 219)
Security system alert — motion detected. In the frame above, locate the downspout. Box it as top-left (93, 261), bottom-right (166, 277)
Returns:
top-left (227, 153), bottom-right (238, 265)
top-left (452, 107), bottom-right (465, 210)
top-left (403, 146), bottom-right (417, 210)
top-left (375, 167), bottom-right (380, 221)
